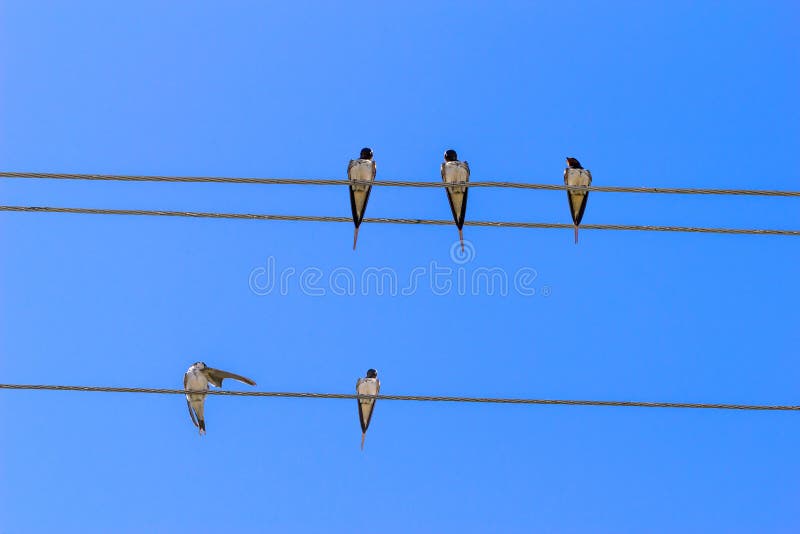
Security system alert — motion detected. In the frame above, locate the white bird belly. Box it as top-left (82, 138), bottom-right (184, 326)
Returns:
top-left (443, 163), bottom-right (468, 192)
top-left (349, 160), bottom-right (374, 192)
top-left (564, 168), bottom-right (591, 192)
top-left (357, 379), bottom-right (379, 401)
top-left (185, 370), bottom-right (208, 401)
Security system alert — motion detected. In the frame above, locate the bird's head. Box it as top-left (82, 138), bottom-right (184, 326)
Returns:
top-left (444, 149), bottom-right (458, 162)
top-left (366, 369), bottom-right (378, 379)
top-left (359, 147), bottom-right (373, 160)
top-left (193, 361), bottom-right (207, 370)
top-left (566, 157), bottom-right (583, 169)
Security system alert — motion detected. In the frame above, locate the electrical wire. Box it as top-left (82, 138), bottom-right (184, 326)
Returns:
top-left (0, 384), bottom-right (796, 411)
top-left (2, 171), bottom-right (799, 196)
top-left (1, 205), bottom-right (798, 236)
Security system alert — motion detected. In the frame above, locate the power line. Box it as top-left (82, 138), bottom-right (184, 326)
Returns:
top-left (2, 171), bottom-right (799, 197)
top-left (2, 205), bottom-right (798, 236)
top-left (1, 384), bottom-right (796, 411)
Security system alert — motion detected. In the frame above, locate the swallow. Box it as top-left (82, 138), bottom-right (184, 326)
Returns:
top-left (348, 147), bottom-right (377, 250)
top-left (564, 157), bottom-right (592, 243)
top-left (183, 361), bottom-right (256, 435)
top-left (356, 368), bottom-right (380, 450)
top-left (441, 149), bottom-right (470, 252)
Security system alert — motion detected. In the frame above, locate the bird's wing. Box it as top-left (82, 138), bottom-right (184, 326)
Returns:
top-left (357, 402), bottom-right (372, 433)
top-left (563, 168), bottom-right (568, 185)
top-left (183, 373), bottom-right (189, 390)
top-left (440, 162), bottom-right (446, 181)
top-left (585, 169), bottom-right (592, 186)
top-left (347, 159), bottom-right (356, 178)
top-left (186, 400), bottom-right (199, 428)
top-left (371, 160), bottom-right (377, 180)
top-left (463, 161), bottom-right (470, 181)
top-left (356, 377), bottom-right (365, 389)
top-left (204, 368), bottom-right (256, 388)
top-left (376, 379), bottom-right (381, 394)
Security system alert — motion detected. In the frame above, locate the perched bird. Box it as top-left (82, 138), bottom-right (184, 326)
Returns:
top-left (356, 368), bottom-right (381, 450)
top-left (348, 147), bottom-right (377, 250)
top-left (183, 361), bottom-right (256, 435)
top-left (440, 149), bottom-right (470, 252)
top-left (564, 157), bottom-right (593, 243)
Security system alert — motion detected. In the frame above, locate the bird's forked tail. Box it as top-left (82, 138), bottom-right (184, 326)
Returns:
top-left (574, 224), bottom-right (579, 244)
top-left (353, 227), bottom-right (360, 250)
top-left (361, 432), bottom-right (366, 451)
top-left (459, 228), bottom-right (464, 252)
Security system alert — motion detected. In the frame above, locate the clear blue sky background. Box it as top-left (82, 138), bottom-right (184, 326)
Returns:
top-left (1, 1), bottom-right (799, 532)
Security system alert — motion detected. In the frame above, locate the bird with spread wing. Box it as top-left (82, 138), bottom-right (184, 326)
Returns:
top-left (183, 361), bottom-right (256, 435)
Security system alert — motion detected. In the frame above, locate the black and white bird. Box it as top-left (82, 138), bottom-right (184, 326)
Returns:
top-left (356, 368), bottom-right (380, 450)
top-left (441, 149), bottom-right (470, 252)
top-left (183, 361), bottom-right (256, 435)
top-left (564, 157), bottom-right (592, 243)
top-left (348, 147), bottom-right (377, 250)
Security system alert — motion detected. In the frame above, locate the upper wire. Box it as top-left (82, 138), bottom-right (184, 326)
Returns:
top-left (2, 171), bottom-right (799, 196)
top-left (1, 384), bottom-right (796, 411)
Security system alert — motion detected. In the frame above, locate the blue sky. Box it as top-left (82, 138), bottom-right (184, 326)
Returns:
top-left (1, 1), bottom-right (799, 532)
